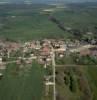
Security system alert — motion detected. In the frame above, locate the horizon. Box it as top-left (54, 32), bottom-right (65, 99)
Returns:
top-left (0, 0), bottom-right (97, 4)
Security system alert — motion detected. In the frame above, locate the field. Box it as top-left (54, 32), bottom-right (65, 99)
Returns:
top-left (0, 4), bottom-right (66, 41)
top-left (86, 66), bottom-right (97, 100)
top-left (55, 66), bottom-right (97, 100)
top-left (0, 62), bottom-right (44, 100)
top-left (0, 4), bottom-right (97, 41)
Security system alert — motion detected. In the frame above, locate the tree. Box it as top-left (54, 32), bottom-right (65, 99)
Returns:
top-left (69, 75), bottom-right (77, 92)
top-left (64, 75), bottom-right (70, 85)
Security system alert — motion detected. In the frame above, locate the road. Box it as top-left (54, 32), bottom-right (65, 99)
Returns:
top-left (56, 64), bottom-right (97, 68)
top-left (51, 47), bottom-right (56, 100)
top-left (1, 60), bottom-right (18, 65)
top-left (0, 56), bottom-right (37, 65)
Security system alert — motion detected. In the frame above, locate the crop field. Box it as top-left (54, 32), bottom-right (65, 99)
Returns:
top-left (0, 62), bottom-right (44, 100)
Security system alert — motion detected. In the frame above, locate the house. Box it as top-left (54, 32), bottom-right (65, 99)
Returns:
top-left (79, 47), bottom-right (97, 57)
top-left (38, 55), bottom-right (51, 65)
top-left (89, 47), bottom-right (97, 57)
top-left (38, 45), bottom-right (52, 65)
top-left (40, 46), bottom-right (51, 56)
top-left (0, 57), bottom-right (2, 64)
top-left (79, 49), bottom-right (91, 56)
top-left (0, 73), bottom-right (3, 79)
top-left (34, 41), bottom-right (41, 50)
top-left (30, 42), bottom-right (36, 49)
top-left (6, 42), bottom-right (21, 51)
top-left (42, 39), bottom-right (51, 46)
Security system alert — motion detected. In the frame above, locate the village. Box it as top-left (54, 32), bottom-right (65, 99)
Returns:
top-left (0, 39), bottom-right (97, 69)
top-left (0, 38), bottom-right (97, 78)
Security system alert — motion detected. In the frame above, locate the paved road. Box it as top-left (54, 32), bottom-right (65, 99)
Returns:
top-left (51, 47), bottom-right (56, 100)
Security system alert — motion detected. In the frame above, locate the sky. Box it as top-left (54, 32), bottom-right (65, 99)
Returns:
top-left (0, 0), bottom-right (97, 4)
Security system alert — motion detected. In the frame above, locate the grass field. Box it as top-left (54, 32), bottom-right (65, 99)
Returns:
top-left (0, 62), bottom-right (44, 100)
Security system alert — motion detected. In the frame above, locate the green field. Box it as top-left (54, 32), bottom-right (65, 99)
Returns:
top-left (0, 4), bottom-right (97, 41)
top-left (0, 4), bottom-right (66, 41)
top-left (0, 62), bottom-right (44, 100)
